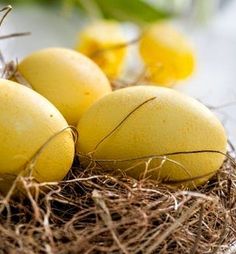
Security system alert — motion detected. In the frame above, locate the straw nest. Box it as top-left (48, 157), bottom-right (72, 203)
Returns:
top-left (0, 152), bottom-right (235, 254)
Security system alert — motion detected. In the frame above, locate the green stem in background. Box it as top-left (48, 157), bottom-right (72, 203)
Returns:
top-left (61, 0), bottom-right (103, 20)
top-left (1, 0), bottom-right (229, 25)
top-left (92, 0), bottom-right (171, 26)
top-left (0, 0), bottom-right (172, 24)
top-left (61, 0), bottom-right (75, 16)
top-left (191, 0), bottom-right (220, 24)
top-left (62, 0), bottom-right (172, 26)
top-left (78, 0), bottom-right (103, 20)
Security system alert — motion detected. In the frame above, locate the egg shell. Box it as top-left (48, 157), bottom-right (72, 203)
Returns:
top-left (77, 85), bottom-right (227, 188)
top-left (76, 20), bottom-right (127, 79)
top-left (139, 23), bottom-right (195, 86)
top-left (18, 48), bottom-right (112, 126)
top-left (0, 79), bottom-right (75, 192)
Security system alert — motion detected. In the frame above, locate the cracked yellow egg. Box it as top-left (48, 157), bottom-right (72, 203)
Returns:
top-left (139, 23), bottom-right (196, 86)
top-left (76, 20), bottom-right (127, 79)
top-left (18, 47), bottom-right (111, 126)
top-left (0, 79), bottom-right (75, 193)
top-left (77, 86), bottom-right (227, 188)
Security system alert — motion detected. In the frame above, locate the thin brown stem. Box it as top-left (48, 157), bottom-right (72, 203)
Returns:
top-left (89, 35), bottom-right (141, 59)
top-left (0, 5), bottom-right (12, 28)
top-left (0, 32), bottom-right (31, 40)
top-left (190, 204), bottom-right (204, 254)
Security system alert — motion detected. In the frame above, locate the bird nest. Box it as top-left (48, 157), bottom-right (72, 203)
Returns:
top-left (0, 154), bottom-right (236, 254)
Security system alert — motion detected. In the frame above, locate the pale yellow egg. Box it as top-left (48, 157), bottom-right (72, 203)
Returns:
top-left (0, 79), bottom-right (75, 192)
top-left (77, 86), bottom-right (227, 188)
top-left (18, 48), bottom-right (111, 126)
top-left (139, 23), bottom-right (196, 86)
top-left (76, 20), bottom-right (127, 79)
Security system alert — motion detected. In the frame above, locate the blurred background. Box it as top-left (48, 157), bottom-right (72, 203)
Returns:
top-left (1, 0), bottom-right (236, 144)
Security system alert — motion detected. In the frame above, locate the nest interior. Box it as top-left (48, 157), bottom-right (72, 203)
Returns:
top-left (0, 155), bottom-right (235, 254)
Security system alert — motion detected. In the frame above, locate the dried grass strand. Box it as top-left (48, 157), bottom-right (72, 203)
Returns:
top-left (89, 35), bottom-right (141, 59)
top-left (92, 96), bottom-right (156, 153)
top-left (0, 32), bottom-right (31, 40)
top-left (0, 5), bottom-right (12, 27)
top-left (25, 126), bottom-right (78, 178)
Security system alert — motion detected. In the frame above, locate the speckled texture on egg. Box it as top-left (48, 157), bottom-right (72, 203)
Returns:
top-left (77, 85), bottom-right (227, 188)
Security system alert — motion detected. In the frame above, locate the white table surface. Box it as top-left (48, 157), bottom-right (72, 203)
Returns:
top-left (1, 2), bottom-right (236, 145)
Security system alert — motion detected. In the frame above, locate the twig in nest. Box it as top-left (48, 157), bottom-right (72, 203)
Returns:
top-left (210, 212), bottom-right (228, 254)
top-left (227, 140), bottom-right (235, 157)
top-left (24, 126), bottom-right (78, 179)
top-left (190, 203), bottom-right (204, 254)
top-left (1, 59), bottom-right (33, 88)
top-left (145, 201), bottom-right (203, 254)
top-left (88, 149), bottom-right (236, 190)
top-left (111, 62), bottom-right (178, 90)
top-left (92, 190), bottom-right (129, 254)
top-left (1, 59), bottom-right (17, 79)
top-left (93, 150), bottom-right (234, 165)
top-left (111, 67), bottom-right (148, 90)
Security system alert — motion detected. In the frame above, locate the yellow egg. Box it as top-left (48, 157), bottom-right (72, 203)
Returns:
top-left (0, 79), bottom-right (75, 192)
top-left (76, 20), bottom-right (127, 79)
top-left (18, 48), bottom-right (111, 126)
top-left (139, 23), bottom-right (196, 86)
top-left (77, 86), bottom-right (227, 188)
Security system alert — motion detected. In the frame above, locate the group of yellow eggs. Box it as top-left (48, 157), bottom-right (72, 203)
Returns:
top-left (0, 21), bottom-right (227, 193)
top-left (78, 21), bottom-right (195, 85)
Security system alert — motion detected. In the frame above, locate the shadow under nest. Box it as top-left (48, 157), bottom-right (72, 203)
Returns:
top-left (0, 154), bottom-right (235, 254)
